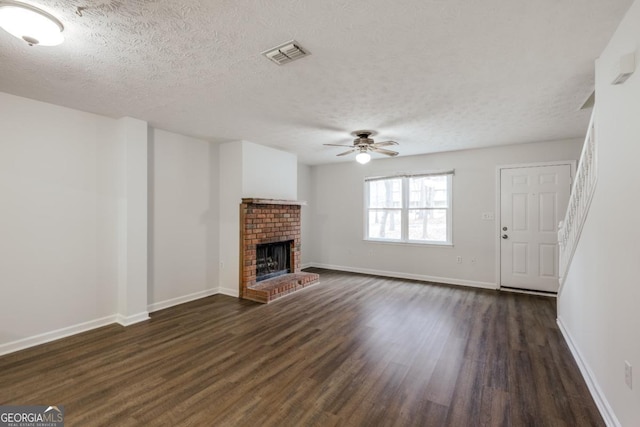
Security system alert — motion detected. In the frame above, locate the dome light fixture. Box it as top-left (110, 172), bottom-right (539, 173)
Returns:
top-left (0, 0), bottom-right (64, 46)
top-left (355, 152), bottom-right (371, 164)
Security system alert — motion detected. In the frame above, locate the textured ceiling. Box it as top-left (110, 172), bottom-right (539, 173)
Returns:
top-left (0, 0), bottom-right (633, 164)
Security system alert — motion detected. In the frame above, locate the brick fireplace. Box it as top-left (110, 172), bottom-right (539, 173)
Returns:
top-left (240, 198), bottom-right (319, 303)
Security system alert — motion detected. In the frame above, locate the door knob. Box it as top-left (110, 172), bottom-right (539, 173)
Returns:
top-left (502, 234), bottom-right (508, 239)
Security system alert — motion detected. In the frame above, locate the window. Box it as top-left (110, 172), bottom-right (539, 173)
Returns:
top-left (365, 171), bottom-right (453, 245)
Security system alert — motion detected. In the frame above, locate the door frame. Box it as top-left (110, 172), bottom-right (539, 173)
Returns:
top-left (495, 161), bottom-right (576, 293)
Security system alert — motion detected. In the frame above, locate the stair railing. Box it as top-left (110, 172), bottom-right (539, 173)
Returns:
top-left (558, 110), bottom-right (598, 289)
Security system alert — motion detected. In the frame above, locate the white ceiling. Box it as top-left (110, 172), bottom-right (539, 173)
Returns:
top-left (0, 0), bottom-right (633, 165)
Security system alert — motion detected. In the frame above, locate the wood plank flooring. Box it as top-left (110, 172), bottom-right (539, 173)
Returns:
top-left (0, 269), bottom-right (603, 426)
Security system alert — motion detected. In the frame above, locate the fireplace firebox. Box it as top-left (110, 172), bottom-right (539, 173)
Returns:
top-left (256, 241), bottom-right (291, 282)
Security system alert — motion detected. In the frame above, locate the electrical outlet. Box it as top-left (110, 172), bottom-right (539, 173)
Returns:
top-left (471, 257), bottom-right (477, 264)
top-left (456, 256), bottom-right (462, 264)
top-left (625, 361), bottom-right (633, 389)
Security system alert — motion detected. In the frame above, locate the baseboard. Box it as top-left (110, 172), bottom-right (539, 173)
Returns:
top-left (309, 263), bottom-right (498, 290)
top-left (1, 288), bottom-right (222, 356)
top-left (499, 286), bottom-right (558, 298)
top-left (115, 312), bottom-right (150, 326)
top-left (217, 287), bottom-right (239, 298)
top-left (557, 316), bottom-right (620, 427)
top-left (301, 262), bottom-right (314, 270)
top-left (0, 315), bottom-right (118, 357)
top-left (148, 288), bottom-right (219, 313)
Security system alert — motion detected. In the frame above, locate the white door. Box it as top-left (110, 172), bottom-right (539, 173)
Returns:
top-left (500, 165), bottom-right (571, 293)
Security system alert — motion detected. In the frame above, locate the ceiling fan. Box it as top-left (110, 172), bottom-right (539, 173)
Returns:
top-left (324, 130), bottom-right (399, 164)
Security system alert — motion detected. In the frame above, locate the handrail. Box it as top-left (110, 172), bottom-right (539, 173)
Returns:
top-left (558, 110), bottom-right (598, 291)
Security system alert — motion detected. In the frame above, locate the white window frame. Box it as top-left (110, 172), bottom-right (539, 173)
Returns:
top-left (364, 171), bottom-right (454, 246)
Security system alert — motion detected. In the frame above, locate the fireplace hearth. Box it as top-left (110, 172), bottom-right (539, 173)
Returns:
top-left (240, 198), bottom-right (319, 303)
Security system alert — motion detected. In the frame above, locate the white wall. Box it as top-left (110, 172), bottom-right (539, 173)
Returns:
top-left (117, 117), bottom-right (149, 324)
top-left (0, 92), bottom-right (221, 354)
top-left (308, 139), bottom-right (582, 287)
top-left (218, 141), bottom-right (298, 295)
top-left (558, 1), bottom-right (640, 425)
top-left (207, 143), bottom-right (221, 302)
top-left (218, 142), bottom-right (244, 296)
top-left (0, 92), bottom-right (120, 350)
top-left (242, 141), bottom-right (297, 200)
top-left (297, 163), bottom-right (313, 267)
top-left (149, 128), bottom-right (216, 310)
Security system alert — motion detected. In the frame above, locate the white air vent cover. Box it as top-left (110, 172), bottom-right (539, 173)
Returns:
top-left (612, 52), bottom-right (635, 85)
top-left (262, 40), bottom-right (310, 65)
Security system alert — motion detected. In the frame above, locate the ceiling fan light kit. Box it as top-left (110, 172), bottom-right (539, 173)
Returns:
top-left (356, 152), bottom-right (371, 164)
top-left (324, 130), bottom-right (399, 164)
top-left (0, 0), bottom-right (64, 46)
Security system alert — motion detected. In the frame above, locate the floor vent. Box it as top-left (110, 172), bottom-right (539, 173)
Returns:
top-left (262, 40), bottom-right (310, 65)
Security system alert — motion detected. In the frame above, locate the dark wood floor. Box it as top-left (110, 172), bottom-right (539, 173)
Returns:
top-left (0, 269), bottom-right (603, 426)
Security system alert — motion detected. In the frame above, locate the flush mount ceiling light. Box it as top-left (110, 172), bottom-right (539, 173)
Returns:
top-left (0, 0), bottom-right (64, 46)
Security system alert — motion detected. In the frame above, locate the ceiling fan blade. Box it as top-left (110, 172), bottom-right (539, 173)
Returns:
top-left (371, 140), bottom-right (398, 147)
top-left (324, 143), bottom-right (355, 147)
top-left (337, 148), bottom-right (357, 156)
top-left (371, 147), bottom-right (399, 156)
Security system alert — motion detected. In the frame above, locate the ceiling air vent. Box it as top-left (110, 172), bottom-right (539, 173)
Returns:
top-left (262, 40), bottom-right (310, 65)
